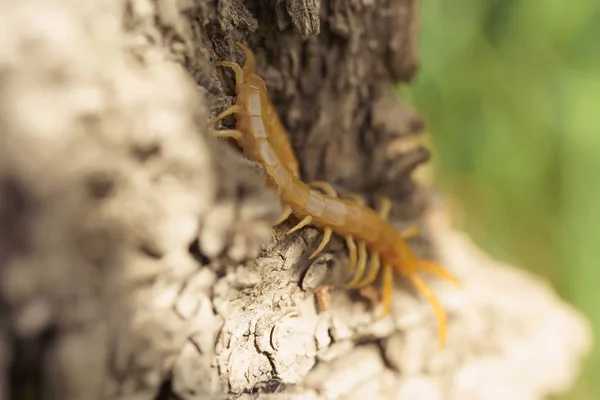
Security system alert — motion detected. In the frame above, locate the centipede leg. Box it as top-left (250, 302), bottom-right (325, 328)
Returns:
top-left (304, 181), bottom-right (337, 259)
top-left (376, 264), bottom-right (394, 320)
top-left (376, 196), bottom-right (392, 219)
top-left (346, 241), bottom-right (367, 288)
top-left (347, 193), bottom-right (366, 206)
top-left (355, 252), bottom-right (380, 288)
top-left (309, 226), bottom-right (332, 259)
top-left (400, 225), bottom-right (420, 239)
top-left (286, 215), bottom-right (313, 234)
top-left (354, 197), bottom-right (388, 289)
top-left (344, 235), bottom-right (357, 275)
top-left (374, 196), bottom-right (420, 239)
top-left (274, 205), bottom-right (293, 225)
top-left (212, 129), bottom-right (243, 144)
top-left (208, 105), bottom-right (242, 125)
top-left (406, 272), bottom-right (447, 349)
top-left (308, 181), bottom-right (338, 197)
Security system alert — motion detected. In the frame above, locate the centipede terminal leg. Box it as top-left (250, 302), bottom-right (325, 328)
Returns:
top-left (406, 272), bottom-right (447, 348)
top-left (415, 260), bottom-right (461, 285)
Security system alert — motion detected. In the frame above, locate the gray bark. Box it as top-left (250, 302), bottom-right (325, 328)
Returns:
top-left (0, 0), bottom-right (592, 399)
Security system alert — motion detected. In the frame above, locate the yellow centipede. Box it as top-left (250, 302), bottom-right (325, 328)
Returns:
top-left (210, 42), bottom-right (459, 347)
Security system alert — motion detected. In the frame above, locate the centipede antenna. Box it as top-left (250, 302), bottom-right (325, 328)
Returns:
top-left (215, 61), bottom-right (244, 85)
top-left (234, 42), bottom-right (256, 76)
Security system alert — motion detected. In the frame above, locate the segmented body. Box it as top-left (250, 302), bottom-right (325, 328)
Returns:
top-left (217, 43), bottom-right (301, 178)
top-left (210, 42), bottom-right (459, 347)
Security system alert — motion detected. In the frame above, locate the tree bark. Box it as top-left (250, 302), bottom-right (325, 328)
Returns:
top-left (0, 0), bottom-right (592, 399)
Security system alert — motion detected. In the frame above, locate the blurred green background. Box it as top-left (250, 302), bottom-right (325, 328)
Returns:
top-left (400, 0), bottom-right (599, 398)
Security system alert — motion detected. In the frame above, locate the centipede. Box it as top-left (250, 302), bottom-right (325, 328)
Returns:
top-left (209, 42), bottom-right (459, 347)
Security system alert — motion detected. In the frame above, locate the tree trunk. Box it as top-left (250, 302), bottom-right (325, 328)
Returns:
top-left (0, 0), bottom-right (592, 399)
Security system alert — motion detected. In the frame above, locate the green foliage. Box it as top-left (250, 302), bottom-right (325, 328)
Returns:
top-left (401, 0), bottom-right (600, 397)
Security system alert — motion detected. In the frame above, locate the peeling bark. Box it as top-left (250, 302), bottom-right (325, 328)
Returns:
top-left (0, 0), bottom-right (592, 399)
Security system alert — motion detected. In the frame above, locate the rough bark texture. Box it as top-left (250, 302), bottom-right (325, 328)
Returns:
top-left (0, 0), bottom-right (592, 400)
